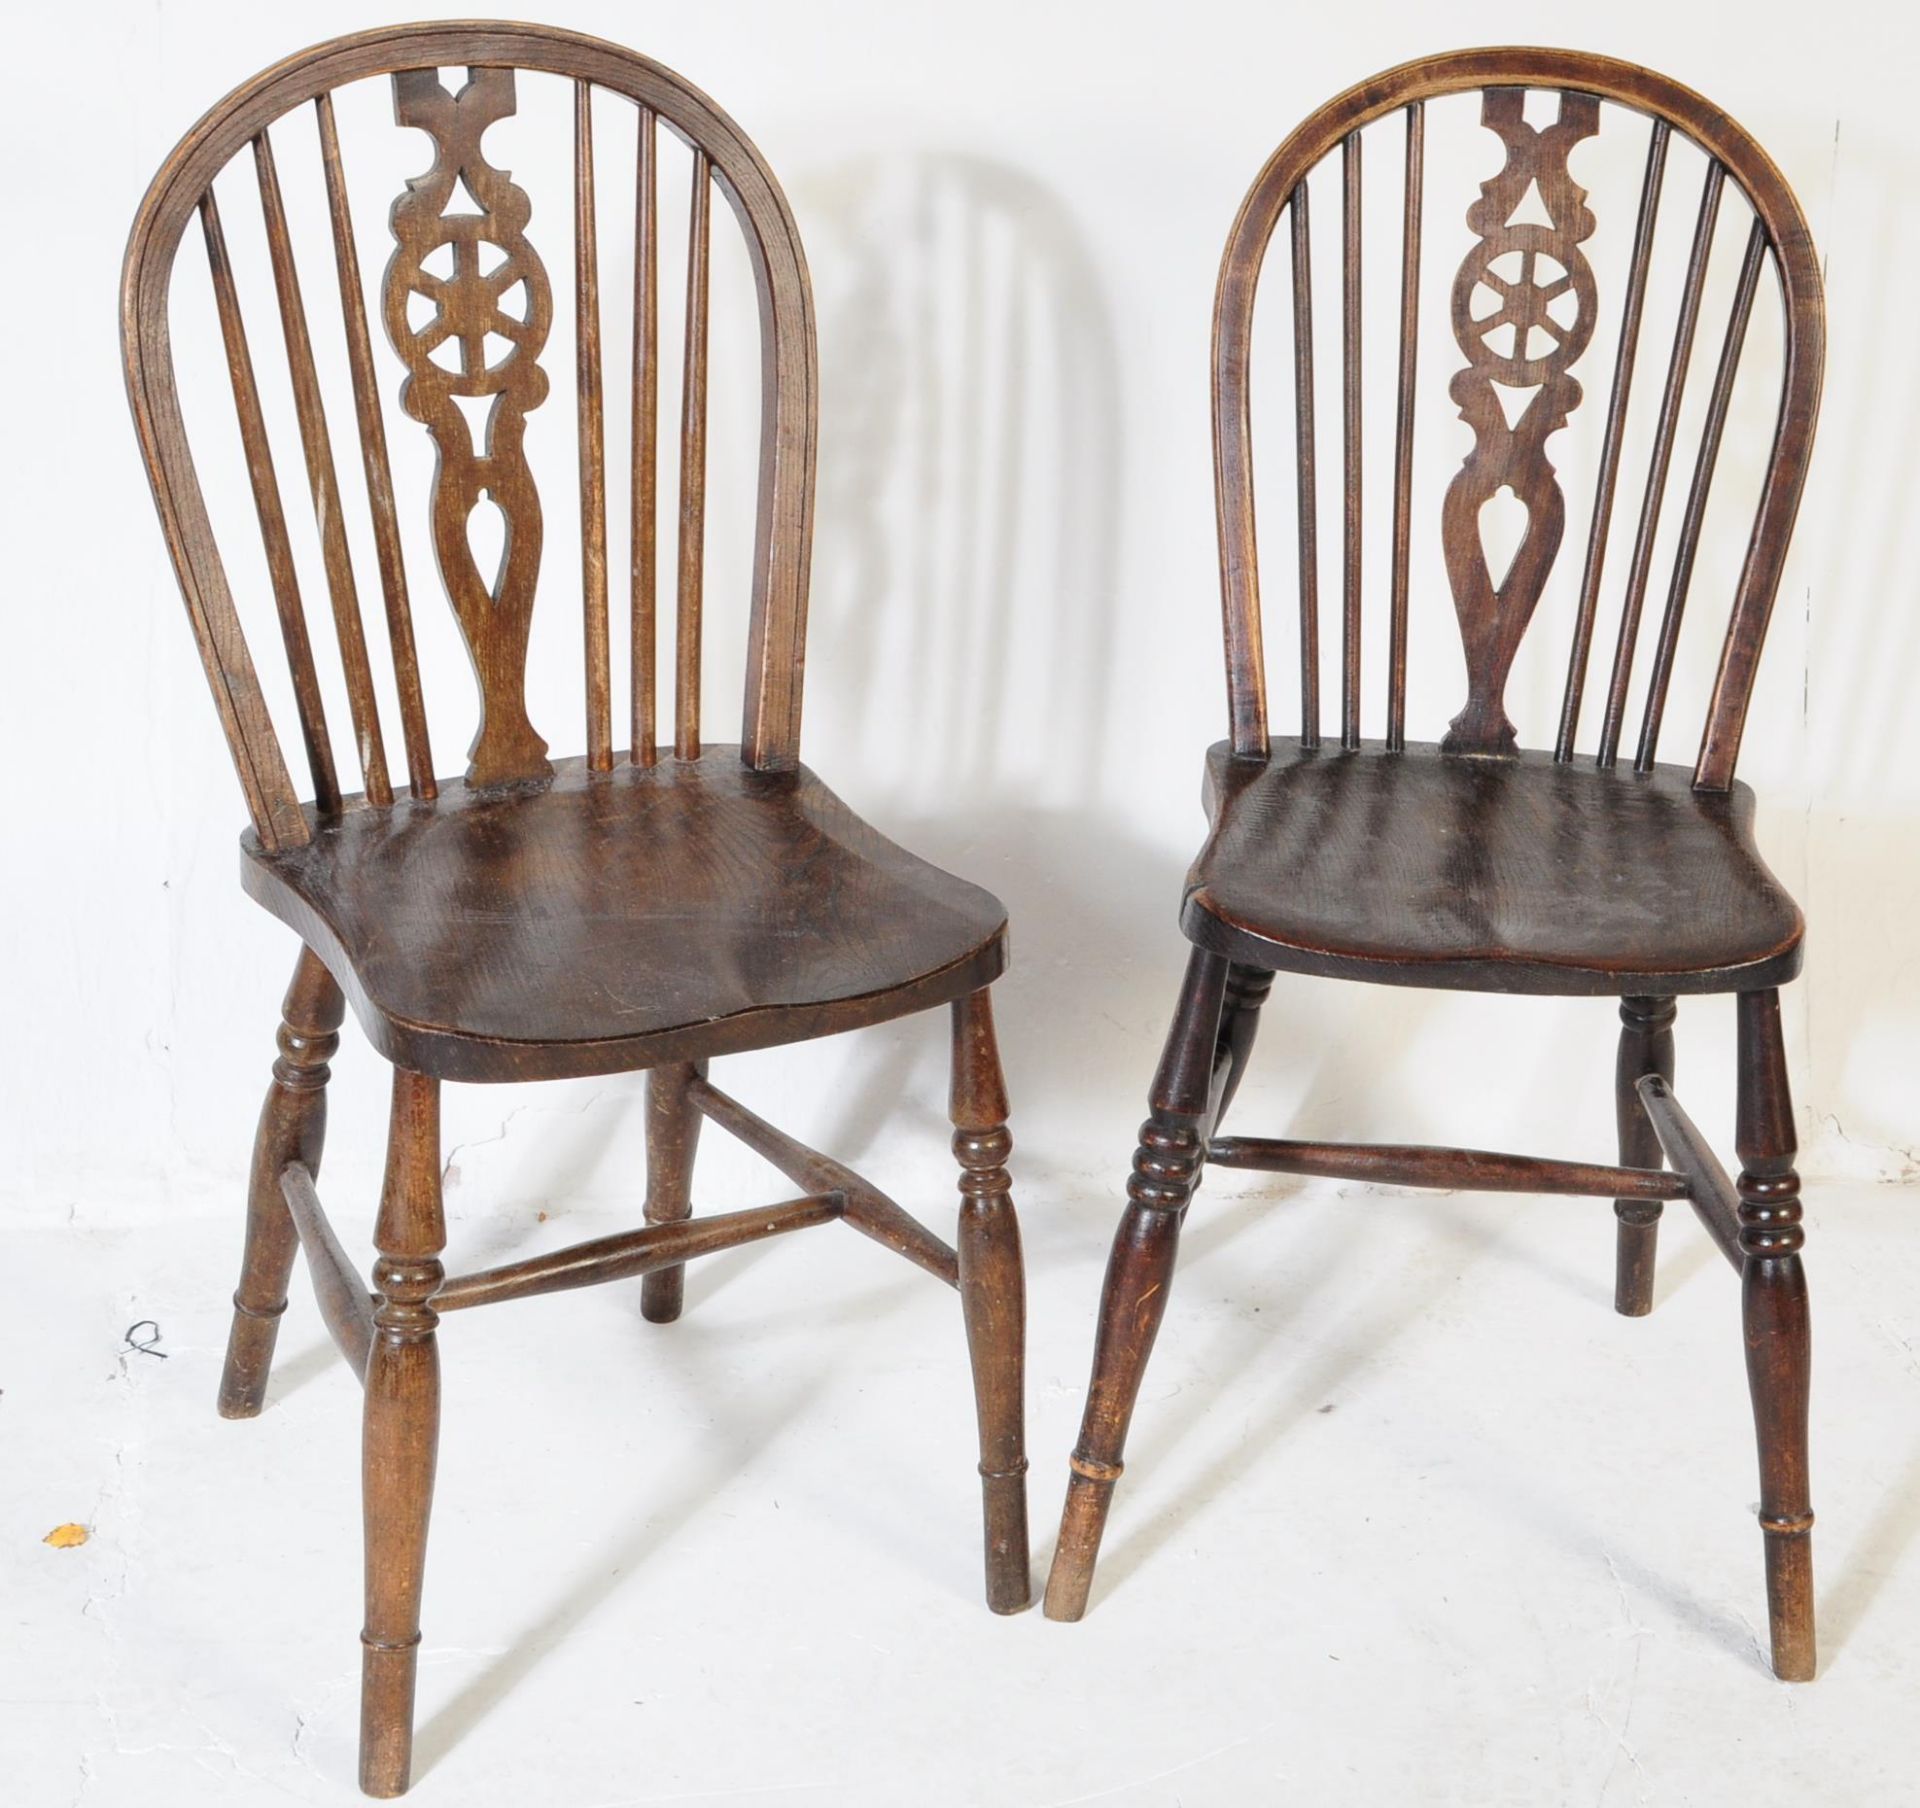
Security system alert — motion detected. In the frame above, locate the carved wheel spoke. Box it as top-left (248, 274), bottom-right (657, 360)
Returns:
top-left (1441, 89), bottom-right (1600, 756)
top-left (384, 65), bottom-right (554, 786)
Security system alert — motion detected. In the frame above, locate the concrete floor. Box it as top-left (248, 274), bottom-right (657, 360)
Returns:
top-left (10, 1165), bottom-right (1920, 1805)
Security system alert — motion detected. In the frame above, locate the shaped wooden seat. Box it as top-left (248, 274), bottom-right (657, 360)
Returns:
top-left (124, 23), bottom-right (1028, 1795)
top-left (245, 752), bottom-right (1007, 1082)
top-left (1184, 740), bottom-right (1802, 995)
top-left (1044, 48), bottom-right (1825, 1689)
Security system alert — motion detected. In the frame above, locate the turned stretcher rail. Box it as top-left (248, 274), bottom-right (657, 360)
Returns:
top-left (433, 1194), bottom-right (843, 1312)
top-left (688, 1075), bottom-right (960, 1286)
top-left (280, 1161), bottom-right (374, 1379)
top-left (1634, 1074), bottom-right (1745, 1270)
top-left (1205, 1136), bottom-right (1691, 1200)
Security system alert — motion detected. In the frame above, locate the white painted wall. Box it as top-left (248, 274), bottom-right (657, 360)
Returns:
top-left (5, 0), bottom-right (1915, 1232)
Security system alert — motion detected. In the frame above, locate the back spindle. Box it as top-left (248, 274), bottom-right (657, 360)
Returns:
top-left (1289, 182), bottom-right (1320, 749)
top-left (631, 104), bottom-right (660, 766)
top-left (316, 91), bottom-right (435, 800)
top-left (201, 187), bottom-right (341, 813)
top-left (675, 148), bottom-right (711, 761)
top-left (1636, 217), bottom-right (1767, 771)
top-left (1598, 158), bottom-right (1726, 768)
top-left (1387, 102), bottom-right (1423, 754)
top-left (253, 127), bottom-right (392, 806)
top-left (1340, 130), bottom-right (1362, 751)
top-left (1558, 118), bottom-right (1670, 762)
top-left (575, 80), bottom-right (612, 773)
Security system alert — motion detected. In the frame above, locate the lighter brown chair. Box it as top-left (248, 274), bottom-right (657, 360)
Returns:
top-left (1045, 48), bottom-right (1824, 1683)
top-left (124, 22), bottom-right (1028, 1795)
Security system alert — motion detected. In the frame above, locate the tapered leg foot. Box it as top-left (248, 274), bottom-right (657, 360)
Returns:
top-left (219, 947), bottom-right (344, 1419)
top-left (1736, 989), bottom-right (1814, 1681)
top-left (1044, 949), bottom-right (1229, 1621)
top-left (641, 1062), bottom-right (703, 1323)
top-left (360, 1070), bottom-right (445, 1797)
top-left (1613, 995), bottom-right (1675, 1317)
top-left (951, 990), bottom-right (1030, 1613)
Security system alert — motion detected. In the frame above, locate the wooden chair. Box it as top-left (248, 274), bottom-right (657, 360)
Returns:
top-left (1044, 47), bottom-right (1824, 1681)
top-left (123, 23), bottom-right (1028, 1795)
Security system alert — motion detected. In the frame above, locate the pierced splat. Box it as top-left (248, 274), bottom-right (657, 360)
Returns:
top-left (1440, 89), bottom-right (1599, 754)
top-left (384, 67), bottom-right (555, 786)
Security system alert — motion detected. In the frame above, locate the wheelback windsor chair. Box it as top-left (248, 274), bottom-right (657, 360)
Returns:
top-left (124, 22), bottom-right (1028, 1795)
top-left (1044, 48), bottom-right (1825, 1678)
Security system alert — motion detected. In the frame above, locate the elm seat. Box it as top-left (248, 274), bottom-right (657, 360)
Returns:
top-left (243, 750), bottom-right (1009, 1082)
top-left (1181, 741), bottom-right (1804, 997)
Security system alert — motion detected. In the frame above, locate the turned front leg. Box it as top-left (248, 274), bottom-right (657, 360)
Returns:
top-left (1613, 995), bottom-right (1676, 1317)
top-left (1736, 988), bottom-right (1814, 1681)
top-left (220, 946), bottom-right (345, 1419)
top-left (951, 990), bottom-right (1030, 1613)
top-left (1045, 948), bottom-right (1229, 1621)
top-left (641, 1061), bottom-right (704, 1323)
top-left (361, 1069), bottom-right (445, 1797)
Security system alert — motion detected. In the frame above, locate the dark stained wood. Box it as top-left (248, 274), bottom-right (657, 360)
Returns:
top-left (1340, 131), bottom-right (1362, 750)
top-left (1207, 1135), bottom-right (1688, 1200)
top-left (1598, 159), bottom-right (1725, 770)
top-left (1612, 995), bottom-right (1677, 1314)
top-left (676, 150), bottom-right (712, 760)
top-left (1184, 741), bottom-right (1803, 996)
top-left (242, 753), bottom-right (1008, 1083)
top-left (386, 66), bottom-right (555, 788)
top-left (361, 1068), bottom-right (443, 1798)
top-left (1634, 1071), bottom-right (1744, 1271)
top-left (218, 946), bottom-right (344, 1417)
top-left (951, 989), bottom-right (1029, 1612)
top-left (1047, 948), bottom-right (1229, 1622)
top-left (433, 1195), bottom-right (841, 1311)
top-left (630, 104), bottom-right (660, 767)
top-left (316, 91), bottom-right (435, 802)
top-left (1637, 220), bottom-right (1768, 771)
top-left (640, 1059), bottom-right (702, 1322)
top-left (575, 78), bottom-right (612, 773)
top-left (1208, 48), bottom-right (1825, 786)
top-left (254, 126), bottom-right (394, 807)
top-left (1211, 962), bottom-right (1273, 1131)
top-left (199, 189), bottom-right (340, 814)
top-left (1054, 48), bottom-right (1825, 1682)
top-left (689, 1074), bottom-right (960, 1285)
top-left (280, 1162), bottom-right (376, 1378)
top-left (1736, 988), bottom-right (1814, 1681)
top-left (1287, 184), bottom-right (1314, 749)
top-left (1558, 119), bottom-right (1669, 762)
top-left (1438, 89), bottom-right (1599, 756)
top-left (1386, 103), bottom-right (1422, 754)
top-left (126, 25), bottom-right (1026, 1792)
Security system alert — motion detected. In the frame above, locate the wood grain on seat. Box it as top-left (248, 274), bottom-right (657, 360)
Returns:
top-left (243, 751), bottom-right (1008, 1081)
top-left (1183, 741), bottom-right (1801, 995)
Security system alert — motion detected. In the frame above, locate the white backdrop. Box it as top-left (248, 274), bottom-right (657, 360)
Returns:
top-left (6, 0), bottom-right (1917, 1234)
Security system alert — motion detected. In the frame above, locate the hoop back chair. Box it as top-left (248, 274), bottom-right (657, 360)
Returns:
top-left (124, 23), bottom-right (1028, 1794)
top-left (1045, 48), bottom-right (1824, 1680)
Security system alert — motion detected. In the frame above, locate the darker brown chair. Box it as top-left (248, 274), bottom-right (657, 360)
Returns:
top-left (124, 22), bottom-right (1027, 1795)
top-left (1045, 48), bottom-right (1824, 1682)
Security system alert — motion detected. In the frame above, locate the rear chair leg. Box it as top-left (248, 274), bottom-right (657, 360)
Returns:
top-left (951, 990), bottom-right (1030, 1613)
top-left (219, 946), bottom-right (345, 1419)
top-left (1613, 995), bottom-right (1676, 1316)
top-left (641, 1062), bottom-right (704, 1323)
top-left (1214, 964), bottom-right (1274, 1131)
top-left (1737, 988), bottom-right (1814, 1681)
top-left (1045, 948), bottom-right (1229, 1621)
top-left (360, 1069), bottom-right (446, 1797)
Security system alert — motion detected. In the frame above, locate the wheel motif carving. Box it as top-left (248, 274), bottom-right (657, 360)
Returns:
top-left (384, 67), bottom-right (554, 786)
top-left (1441, 89), bottom-right (1600, 755)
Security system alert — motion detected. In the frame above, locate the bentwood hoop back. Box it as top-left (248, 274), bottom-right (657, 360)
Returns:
top-left (1046, 47), bottom-right (1824, 1685)
top-left (125, 23), bottom-right (1027, 1796)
